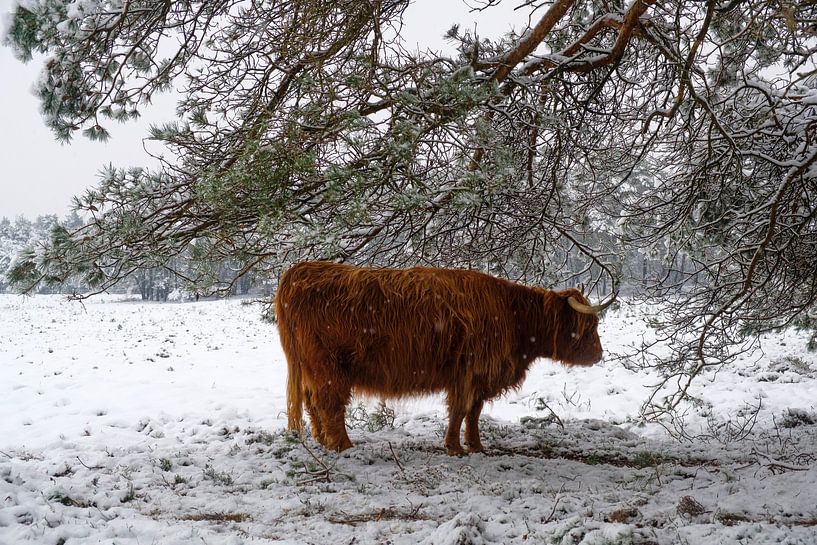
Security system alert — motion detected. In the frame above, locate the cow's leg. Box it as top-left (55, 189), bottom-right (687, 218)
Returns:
top-left (298, 342), bottom-right (353, 451)
top-left (464, 399), bottom-right (485, 453)
top-left (314, 384), bottom-right (353, 452)
top-left (444, 393), bottom-right (468, 456)
top-left (304, 389), bottom-right (326, 443)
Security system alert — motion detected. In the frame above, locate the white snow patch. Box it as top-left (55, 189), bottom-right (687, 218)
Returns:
top-left (0, 294), bottom-right (816, 544)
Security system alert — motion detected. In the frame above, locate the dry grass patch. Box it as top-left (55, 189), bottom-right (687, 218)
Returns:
top-left (325, 505), bottom-right (429, 526)
top-left (179, 512), bottom-right (251, 523)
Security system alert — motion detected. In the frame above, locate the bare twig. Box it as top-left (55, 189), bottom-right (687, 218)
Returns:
top-left (388, 441), bottom-right (406, 477)
top-left (543, 483), bottom-right (565, 524)
top-left (296, 437), bottom-right (339, 485)
top-left (751, 449), bottom-right (810, 473)
top-left (76, 456), bottom-right (104, 470)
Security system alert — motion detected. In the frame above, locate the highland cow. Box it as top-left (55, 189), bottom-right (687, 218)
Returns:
top-left (275, 261), bottom-right (613, 455)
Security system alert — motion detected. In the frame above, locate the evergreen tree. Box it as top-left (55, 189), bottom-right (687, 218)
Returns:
top-left (1, 214), bottom-right (64, 293)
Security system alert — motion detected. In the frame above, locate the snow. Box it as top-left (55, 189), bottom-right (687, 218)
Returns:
top-left (1, 294), bottom-right (817, 544)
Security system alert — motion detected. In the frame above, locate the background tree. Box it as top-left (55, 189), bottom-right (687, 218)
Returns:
top-left (1, 213), bottom-right (81, 293)
top-left (4, 0), bottom-right (816, 422)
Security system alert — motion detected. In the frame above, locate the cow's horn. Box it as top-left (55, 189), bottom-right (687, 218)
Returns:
top-left (596, 292), bottom-right (617, 312)
top-left (568, 296), bottom-right (597, 315)
top-left (568, 292), bottom-right (618, 315)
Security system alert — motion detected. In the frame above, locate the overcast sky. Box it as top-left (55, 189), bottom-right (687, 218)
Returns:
top-left (0, 0), bottom-right (521, 220)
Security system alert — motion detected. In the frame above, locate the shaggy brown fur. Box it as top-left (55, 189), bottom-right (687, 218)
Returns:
top-left (275, 261), bottom-right (605, 455)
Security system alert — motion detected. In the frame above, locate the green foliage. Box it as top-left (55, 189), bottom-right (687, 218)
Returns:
top-left (633, 451), bottom-right (663, 469)
top-left (81, 125), bottom-right (111, 142)
top-left (4, 5), bottom-right (40, 62)
top-left (203, 464), bottom-right (234, 486)
top-left (346, 402), bottom-right (396, 432)
top-left (6, 251), bottom-right (38, 289)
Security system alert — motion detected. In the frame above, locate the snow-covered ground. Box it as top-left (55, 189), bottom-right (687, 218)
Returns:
top-left (1, 294), bottom-right (816, 544)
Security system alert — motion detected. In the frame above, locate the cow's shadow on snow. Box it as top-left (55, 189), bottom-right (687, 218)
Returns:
top-left (273, 415), bottom-right (724, 481)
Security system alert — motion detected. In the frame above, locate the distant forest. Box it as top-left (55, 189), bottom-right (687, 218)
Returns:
top-left (0, 213), bottom-right (268, 300)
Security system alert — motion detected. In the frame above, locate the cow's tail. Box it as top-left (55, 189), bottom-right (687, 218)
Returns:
top-left (275, 274), bottom-right (304, 434)
top-left (279, 316), bottom-right (303, 434)
top-left (286, 349), bottom-right (304, 433)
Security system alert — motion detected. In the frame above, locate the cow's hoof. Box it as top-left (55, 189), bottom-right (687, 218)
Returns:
top-left (466, 443), bottom-right (484, 454)
top-left (324, 436), bottom-right (353, 452)
top-left (446, 445), bottom-right (466, 456)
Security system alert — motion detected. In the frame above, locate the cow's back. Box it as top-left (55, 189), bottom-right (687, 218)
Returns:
top-left (275, 261), bottom-right (517, 397)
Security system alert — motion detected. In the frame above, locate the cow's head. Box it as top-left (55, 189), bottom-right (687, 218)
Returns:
top-left (552, 288), bottom-right (615, 366)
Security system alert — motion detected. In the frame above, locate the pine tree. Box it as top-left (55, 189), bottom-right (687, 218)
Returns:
top-left (4, 0), bottom-right (817, 417)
